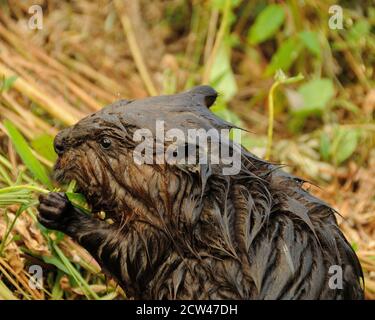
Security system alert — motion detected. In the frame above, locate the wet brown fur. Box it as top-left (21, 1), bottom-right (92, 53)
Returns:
top-left (38, 86), bottom-right (364, 299)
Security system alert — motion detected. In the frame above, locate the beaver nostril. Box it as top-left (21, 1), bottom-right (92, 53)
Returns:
top-left (54, 134), bottom-right (67, 156)
top-left (54, 128), bottom-right (71, 156)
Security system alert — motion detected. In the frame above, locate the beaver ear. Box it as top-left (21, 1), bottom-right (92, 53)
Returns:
top-left (189, 85), bottom-right (218, 108)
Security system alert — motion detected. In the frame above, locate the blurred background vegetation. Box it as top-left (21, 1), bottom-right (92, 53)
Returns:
top-left (0, 0), bottom-right (374, 299)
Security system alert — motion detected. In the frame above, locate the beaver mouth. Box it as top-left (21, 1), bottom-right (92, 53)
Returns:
top-left (53, 162), bottom-right (79, 192)
top-left (53, 157), bottom-right (117, 219)
top-left (53, 158), bottom-right (89, 203)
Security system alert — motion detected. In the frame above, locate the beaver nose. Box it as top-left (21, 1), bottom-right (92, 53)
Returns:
top-left (54, 129), bottom-right (69, 156)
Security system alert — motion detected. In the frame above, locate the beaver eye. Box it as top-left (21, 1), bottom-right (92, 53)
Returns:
top-left (100, 137), bottom-right (111, 149)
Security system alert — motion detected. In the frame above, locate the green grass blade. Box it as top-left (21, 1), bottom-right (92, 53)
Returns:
top-left (52, 243), bottom-right (100, 300)
top-left (3, 120), bottom-right (53, 189)
top-left (0, 278), bottom-right (18, 300)
top-left (0, 204), bottom-right (31, 255)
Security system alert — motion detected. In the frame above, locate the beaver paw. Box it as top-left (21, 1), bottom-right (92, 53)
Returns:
top-left (37, 192), bottom-right (73, 231)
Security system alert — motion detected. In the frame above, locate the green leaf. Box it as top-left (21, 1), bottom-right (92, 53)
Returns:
top-left (212, 108), bottom-right (242, 127)
top-left (209, 42), bottom-right (238, 101)
top-left (351, 242), bottom-right (358, 252)
top-left (42, 255), bottom-right (71, 275)
top-left (347, 20), bottom-right (370, 43)
top-left (51, 271), bottom-right (64, 300)
top-left (299, 31), bottom-right (321, 57)
top-left (212, 0), bottom-right (240, 10)
top-left (1, 75), bottom-right (17, 92)
top-left (241, 134), bottom-right (268, 149)
top-left (210, 95), bottom-right (241, 125)
top-left (66, 192), bottom-right (90, 213)
top-left (319, 132), bottom-right (330, 161)
top-left (332, 128), bottom-right (358, 165)
top-left (248, 4), bottom-right (285, 44)
top-left (31, 134), bottom-right (57, 163)
top-left (265, 38), bottom-right (303, 76)
top-left (3, 120), bottom-right (52, 189)
top-left (53, 231), bottom-right (65, 244)
top-left (293, 78), bottom-right (335, 116)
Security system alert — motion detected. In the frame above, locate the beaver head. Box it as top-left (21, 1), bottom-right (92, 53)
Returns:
top-left (52, 85), bottom-right (245, 223)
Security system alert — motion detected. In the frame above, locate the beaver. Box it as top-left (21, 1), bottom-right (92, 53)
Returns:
top-left (37, 86), bottom-right (364, 299)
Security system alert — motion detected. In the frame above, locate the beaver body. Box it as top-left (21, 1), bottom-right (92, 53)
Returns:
top-left (38, 86), bottom-right (364, 299)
